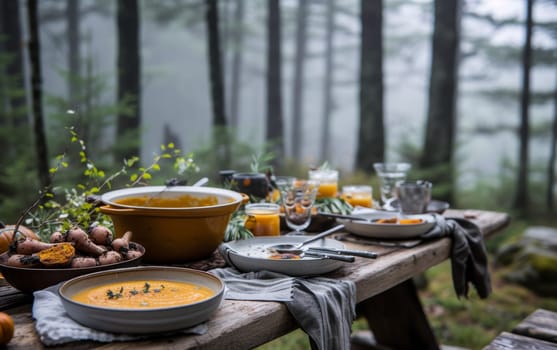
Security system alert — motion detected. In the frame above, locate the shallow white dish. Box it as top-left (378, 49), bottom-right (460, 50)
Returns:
top-left (58, 266), bottom-right (224, 334)
top-left (338, 209), bottom-right (437, 239)
top-left (221, 236), bottom-right (347, 276)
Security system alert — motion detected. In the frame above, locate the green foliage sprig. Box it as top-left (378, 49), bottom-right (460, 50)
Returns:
top-left (224, 210), bottom-right (254, 242)
top-left (23, 126), bottom-right (199, 241)
top-left (250, 151), bottom-right (274, 173)
top-left (314, 197), bottom-right (353, 215)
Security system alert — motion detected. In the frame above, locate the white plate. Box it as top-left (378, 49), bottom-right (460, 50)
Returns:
top-left (338, 209), bottom-right (437, 239)
top-left (59, 266), bottom-right (224, 334)
top-left (220, 236), bottom-right (347, 276)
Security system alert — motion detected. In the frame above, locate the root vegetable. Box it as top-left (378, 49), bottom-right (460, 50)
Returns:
top-left (6, 254), bottom-right (40, 268)
top-left (98, 250), bottom-right (122, 265)
top-left (65, 227), bottom-right (106, 257)
top-left (88, 224), bottom-right (113, 246)
top-left (123, 249), bottom-right (143, 260)
top-left (111, 231), bottom-right (132, 254)
top-left (36, 243), bottom-right (75, 267)
top-left (49, 231), bottom-right (65, 243)
top-left (70, 256), bottom-right (98, 268)
top-left (11, 238), bottom-right (56, 255)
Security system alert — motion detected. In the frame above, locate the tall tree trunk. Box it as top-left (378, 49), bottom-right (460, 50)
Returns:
top-left (546, 49), bottom-right (556, 212)
top-left (514, 0), bottom-right (534, 213)
top-left (229, 0), bottom-right (244, 130)
top-left (1, 0), bottom-right (26, 128)
top-left (356, 0), bottom-right (384, 172)
top-left (115, 0), bottom-right (141, 161)
top-left (206, 0), bottom-right (231, 168)
top-left (291, 0), bottom-right (308, 160)
top-left (266, 0), bottom-right (284, 169)
top-left (27, 0), bottom-right (50, 190)
top-left (319, 0), bottom-right (334, 163)
top-left (419, 0), bottom-right (460, 203)
top-left (67, 0), bottom-right (80, 107)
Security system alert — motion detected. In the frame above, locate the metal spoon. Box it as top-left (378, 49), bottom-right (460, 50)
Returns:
top-left (269, 224), bottom-right (345, 254)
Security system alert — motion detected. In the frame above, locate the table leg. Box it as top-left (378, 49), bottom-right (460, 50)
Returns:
top-left (357, 278), bottom-right (440, 350)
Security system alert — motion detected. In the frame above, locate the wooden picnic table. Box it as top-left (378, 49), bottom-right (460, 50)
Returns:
top-left (1, 209), bottom-right (510, 349)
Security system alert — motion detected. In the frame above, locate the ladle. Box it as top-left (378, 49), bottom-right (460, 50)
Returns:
top-left (270, 224), bottom-right (345, 254)
top-left (192, 177), bottom-right (209, 187)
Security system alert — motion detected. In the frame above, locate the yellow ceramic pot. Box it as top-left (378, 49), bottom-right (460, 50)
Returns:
top-left (99, 186), bottom-right (244, 264)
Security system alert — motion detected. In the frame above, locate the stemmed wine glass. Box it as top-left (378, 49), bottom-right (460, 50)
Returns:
top-left (280, 180), bottom-right (319, 235)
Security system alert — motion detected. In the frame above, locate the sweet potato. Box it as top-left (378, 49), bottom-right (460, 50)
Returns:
top-left (98, 250), bottom-right (122, 265)
top-left (70, 256), bottom-right (98, 268)
top-left (88, 224), bottom-right (113, 246)
top-left (111, 231), bottom-right (132, 254)
top-left (6, 243), bottom-right (75, 267)
top-left (6, 254), bottom-right (40, 268)
top-left (123, 249), bottom-right (142, 260)
top-left (65, 227), bottom-right (106, 257)
top-left (49, 231), bottom-right (65, 243)
top-left (11, 238), bottom-right (56, 255)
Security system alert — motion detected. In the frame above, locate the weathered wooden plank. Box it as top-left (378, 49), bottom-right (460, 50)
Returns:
top-left (513, 309), bottom-right (557, 343)
top-left (483, 331), bottom-right (557, 350)
top-left (0, 283), bottom-right (32, 311)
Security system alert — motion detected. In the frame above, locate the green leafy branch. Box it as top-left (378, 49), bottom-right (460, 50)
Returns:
top-left (24, 127), bottom-right (199, 240)
top-left (250, 151), bottom-right (274, 173)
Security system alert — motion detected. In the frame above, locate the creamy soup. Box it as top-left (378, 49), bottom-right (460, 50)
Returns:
top-left (72, 280), bottom-right (215, 308)
top-left (115, 194), bottom-right (221, 208)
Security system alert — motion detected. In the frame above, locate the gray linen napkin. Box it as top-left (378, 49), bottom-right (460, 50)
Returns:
top-left (210, 267), bottom-right (356, 350)
top-left (32, 283), bottom-right (207, 346)
top-left (210, 267), bottom-right (294, 301)
top-left (420, 214), bottom-right (492, 299)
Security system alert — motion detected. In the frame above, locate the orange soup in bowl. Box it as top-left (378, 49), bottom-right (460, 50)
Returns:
top-left (115, 195), bottom-right (220, 208)
top-left (72, 280), bottom-right (215, 308)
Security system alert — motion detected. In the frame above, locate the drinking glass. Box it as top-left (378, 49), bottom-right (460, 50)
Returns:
top-left (397, 181), bottom-right (432, 215)
top-left (281, 180), bottom-right (319, 234)
top-left (373, 162), bottom-right (411, 210)
top-left (342, 185), bottom-right (373, 208)
top-left (308, 169), bottom-right (339, 198)
top-left (244, 203), bottom-right (281, 236)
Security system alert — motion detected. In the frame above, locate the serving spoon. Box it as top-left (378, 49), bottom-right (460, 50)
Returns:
top-left (269, 224), bottom-right (345, 254)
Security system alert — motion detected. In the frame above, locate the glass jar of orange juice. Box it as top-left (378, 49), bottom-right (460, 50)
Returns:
top-left (308, 169), bottom-right (339, 198)
top-left (244, 203), bottom-right (281, 236)
top-left (342, 185), bottom-right (373, 208)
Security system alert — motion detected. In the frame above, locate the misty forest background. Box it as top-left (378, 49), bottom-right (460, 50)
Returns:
top-left (1, 0), bottom-right (557, 224)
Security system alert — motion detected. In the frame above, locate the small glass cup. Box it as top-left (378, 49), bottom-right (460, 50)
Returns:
top-left (244, 203), bottom-right (281, 236)
top-left (268, 176), bottom-right (296, 202)
top-left (231, 172), bottom-right (270, 200)
top-left (281, 180), bottom-right (319, 234)
top-left (342, 185), bottom-right (373, 208)
top-left (308, 169), bottom-right (339, 198)
top-left (373, 162), bottom-right (411, 210)
top-left (396, 180), bottom-right (432, 215)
